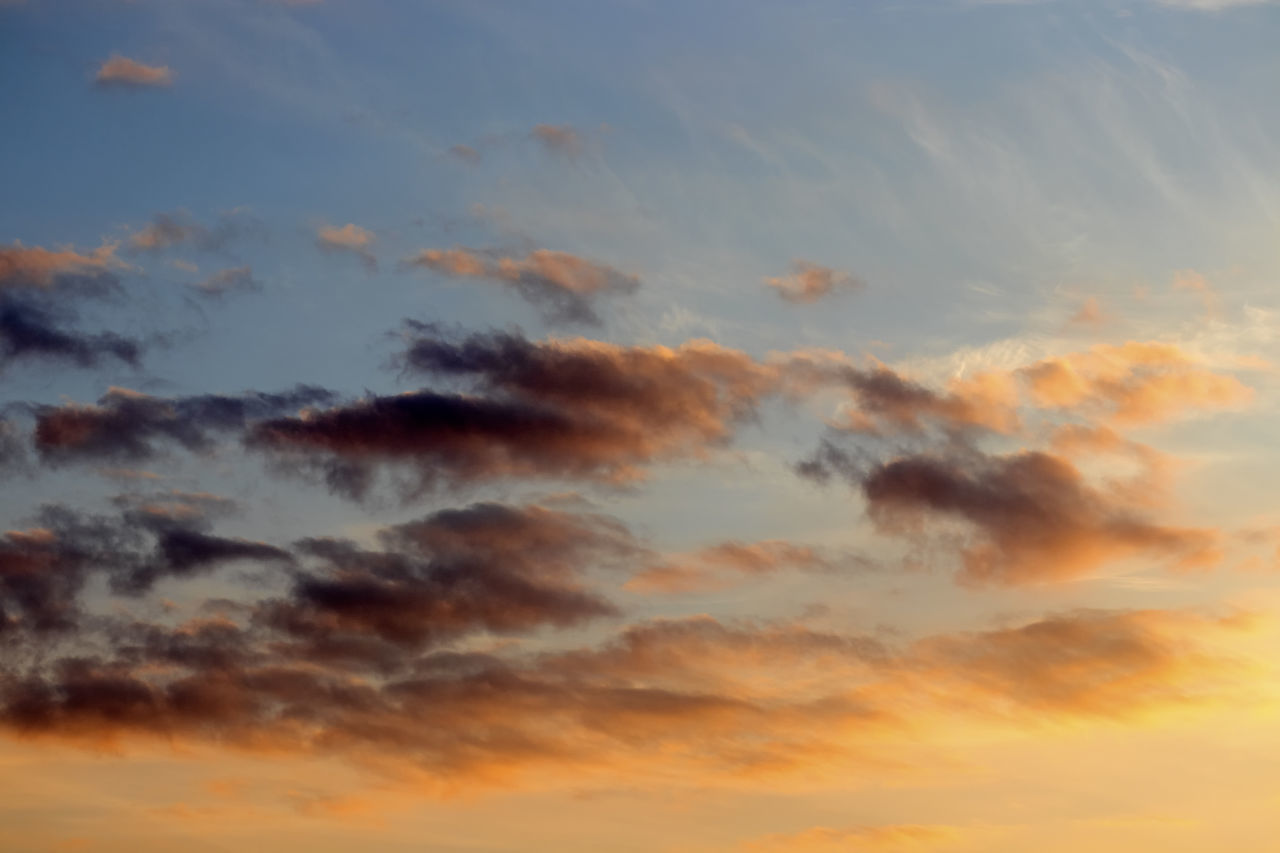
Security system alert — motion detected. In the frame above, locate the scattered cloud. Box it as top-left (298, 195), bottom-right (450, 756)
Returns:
top-left (765, 261), bottom-right (863, 304)
top-left (316, 223), bottom-right (376, 271)
top-left (94, 55), bottom-right (173, 89)
top-left (127, 210), bottom-right (265, 255)
top-left (406, 247), bottom-right (639, 324)
top-left (191, 266), bottom-right (261, 298)
top-left (530, 124), bottom-right (583, 158)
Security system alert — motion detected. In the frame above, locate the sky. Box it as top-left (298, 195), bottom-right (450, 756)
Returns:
top-left (2, 0), bottom-right (1280, 850)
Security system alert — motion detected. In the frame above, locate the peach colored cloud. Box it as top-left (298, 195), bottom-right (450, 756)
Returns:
top-left (626, 540), bottom-right (836, 594)
top-left (316, 223), bottom-right (376, 269)
top-left (0, 241), bottom-right (124, 289)
top-left (1019, 341), bottom-right (1251, 425)
top-left (765, 260), bottom-right (863, 304)
top-left (95, 55), bottom-right (173, 88)
top-left (407, 247), bottom-right (639, 324)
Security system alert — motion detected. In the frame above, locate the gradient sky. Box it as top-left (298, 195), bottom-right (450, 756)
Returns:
top-left (3, 1), bottom-right (1280, 851)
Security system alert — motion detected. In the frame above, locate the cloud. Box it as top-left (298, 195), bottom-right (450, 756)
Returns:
top-left (191, 266), bottom-right (261, 298)
top-left (406, 247), bottom-right (640, 324)
top-left (94, 55), bottom-right (173, 89)
top-left (0, 294), bottom-right (142, 370)
top-left (904, 608), bottom-right (1251, 719)
top-left (448, 144), bottom-right (481, 164)
top-left (626, 539), bottom-right (839, 594)
top-left (1172, 269), bottom-right (1221, 319)
top-left (33, 385), bottom-right (336, 465)
top-left (765, 261), bottom-right (864, 304)
top-left (0, 241), bottom-right (124, 291)
top-left (1070, 296), bottom-right (1107, 326)
top-left (316, 224), bottom-right (376, 271)
top-left (1018, 342), bottom-right (1251, 425)
top-left (530, 124), bottom-right (583, 158)
top-left (249, 327), bottom-right (782, 499)
top-left (858, 447), bottom-right (1220, 585)
top-left (786, 351), bottom-right (1020, 436)
top-left (258, 502), bottom-right (634, 665)
top-left (127, 210), bottom-right (265, 255)
top-left (0, 604), bottom-right (1253, 788)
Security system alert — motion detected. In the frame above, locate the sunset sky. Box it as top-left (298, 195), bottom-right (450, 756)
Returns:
top-left (3, 1), bottom-right (1280, 850)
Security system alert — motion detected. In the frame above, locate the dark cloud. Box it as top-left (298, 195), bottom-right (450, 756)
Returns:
top-left (0, 498), bottom-right (290, 634)
top-left (250, 328), bottom-right (780, 499)
top-left (858, 447), bottom-right (1220, 585)
top-left (405, 247), bottom-right (639, 324)
top-left (258, 503), bottom-right (632, 666)
top-left (34, 385), bottom-right (336, 465)
top-left (0, 293), bottom-right (142, 370)
top-left (0, 506), bottom-right (136, 634)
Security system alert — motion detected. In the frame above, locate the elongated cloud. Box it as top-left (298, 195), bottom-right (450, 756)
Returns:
top-left (626, 539), bottom-right (838, 593)
top-left (316, 223), bottom-right (376, 270)
top-left (0, 605), bottom-right (1253, 788)
top-left (34, 385), bottom-right (336, 464)
top-left (860, 447), bottom-right (1220, 585)
top-left (0, 242), bottom-right (123, 291)
top-left (0, 294), bottom-right (142, 370)
top-left (250, 328), bottom-right (782, 499)
top-left (94, 55), bottom-right (173, 88)
top-left (1019, 342), bottom-right (1251, 425)
top-left (765, 260), bottom-right (863, 304)
top-left (407, 248), bottom-right (639, 324)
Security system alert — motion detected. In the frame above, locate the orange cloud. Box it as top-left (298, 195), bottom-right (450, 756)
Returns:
top-left (902, 608), bottom-right (1254, 720)
top-left (1019, 341), bottom-right (1251, 425)
top-left (94, 55), bottom-right (173, 88)
top-left (0, 607), bottom-right (1256, 792)
top-left (626, 540), bottom-right (837, 594)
